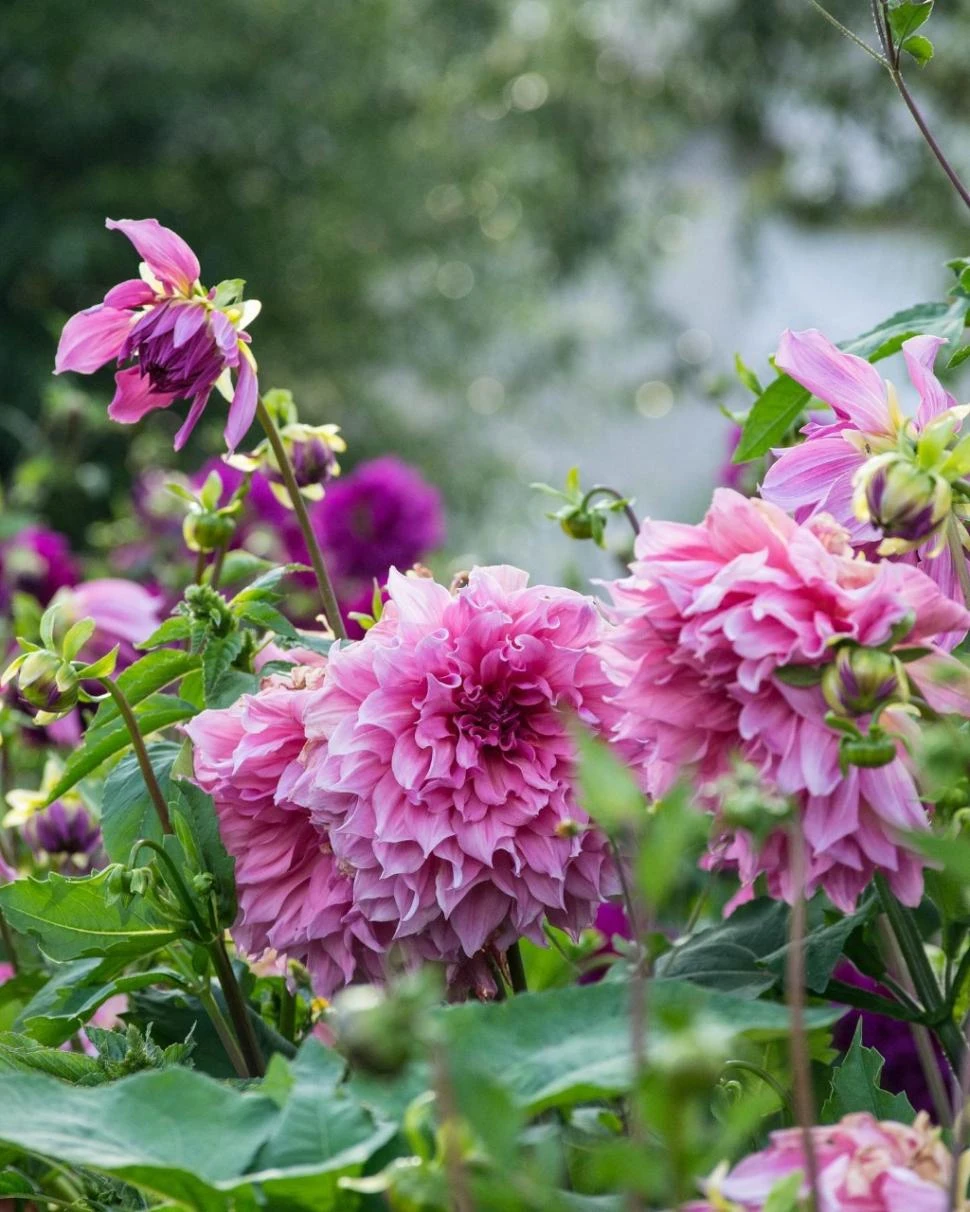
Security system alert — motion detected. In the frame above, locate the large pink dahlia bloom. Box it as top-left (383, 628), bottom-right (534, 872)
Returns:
top-left (602, 489), bottom-right (970, 911)
top-left (55, 218), bottom-right (260, 451)
top-left (289, 566), bottom-right (619, 971)
top-left (685, 1112), bottom-right (956, 1212)
top-left (186, 665), bottom-right (386, 997)
top-left (760, 328), bottom-right (968, 606)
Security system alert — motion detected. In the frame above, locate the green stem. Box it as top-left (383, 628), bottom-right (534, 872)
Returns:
top-left (507, 941), bottom-right (528, 994)
top-left (786, 825), bottom-right (819, 1212)
top-left (194, 549), bottom-right (207, 585)
top-left (256, 398), bottom-right (347, 640)
top-left (198, 982), bottom-right (249, 1080)
top-left (210, 935), bottom-right (265, 1077)
top-left (579, 485), bottom-right (640, 539)
top-left (209, 544), bottom-right (227, 592)
top-left (128, 838), bottom-right (206, 932)
top-left (824, 978), bottom-right (926, 1024)
top-left (279, 983), bottom-right (296, 1044)
top-left (100, 677), bottom-right (172, 834)
top-left (875, 874), bottom-right (967, 1075)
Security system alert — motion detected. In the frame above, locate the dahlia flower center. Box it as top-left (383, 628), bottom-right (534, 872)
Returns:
top-left (125, 302), bottom-right (227, 396)
top-left (457, 683), bottom-right (523, 752)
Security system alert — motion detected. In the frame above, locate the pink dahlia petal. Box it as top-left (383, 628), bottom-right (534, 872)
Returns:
top-left (103, 278), bottom-right (157, 309)
top-left (108, 366), bottom-right (176, 424)
top-left (173, 391), bottom-right (212, 452)
top-left (105, 217), bottom-right (201, 293)
top-left (760, 436), bottom-right (872, 536)
top-left (224, 354), bottom-right (258, 452)
top-left (54, 305), bottom-right (132, 374)
top-left (904, 334), bottom-right (956, 429)
top-left (775, 328), bottom-right (891, 435)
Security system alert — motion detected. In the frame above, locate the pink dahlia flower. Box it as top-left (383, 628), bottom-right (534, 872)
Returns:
top-left (685, 1112), bottom-right (955, 1212)
top-left (760, 328), bottom-right (968, 609)
top-left (186, 665), bottom-right (386, 997)
top-left (55, 218), bottom-right (260, 451)
top-left (289, 566), bottom-right (619, 971)
top-left (602, 489), bottom-right (970, 911)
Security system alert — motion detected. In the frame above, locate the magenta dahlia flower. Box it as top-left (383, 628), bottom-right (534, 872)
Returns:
top-left (55, 218), bottom-right (260, 451)
top-left (0, 526), bottom-right (79, 611)
top-left (602, 489), bottom-right (970, 912)
top-left (289, 566), bottom-right (618, 973)
top-left (760, 328), bottom-right (969, 603)
top-left (685, 1112), bottom-right (954, 1212)
top-left (186, 665), bottom-right (386, 997)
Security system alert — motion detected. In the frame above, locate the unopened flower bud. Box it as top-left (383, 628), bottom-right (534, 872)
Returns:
top-left (856, 454), bottom-right (951, 547)
top-left (822, 646), bottom-right (906, 717)
top-left (183, 509), bottom-right (237, 554)
top-left (559, 505), bottom-right (598, 542)
top-left (15, 650), bottom-right (79, 715)
top-left (839, 730), bottom-right (899, 771)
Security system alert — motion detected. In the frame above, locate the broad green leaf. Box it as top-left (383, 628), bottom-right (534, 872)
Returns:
top-left (820, 1022), bottom-right (915, 1123)
top-left (235, 599), bottom-right (301, 641)
top-left (87, 649), bottom-right (201, 735)
top-left (657, 899), bottom-right (788, 995)
top-left (39, 694), bottom-right (198, 806)
top-left (202, 631), bottom-right (244, 703)
top-left (902, 33), bottom-right (933, 63)
top-left (0, 870), bottom-right (178, 963)
top-left (887, 0), bottom-right (932, 45)
top-left (214, 550), bottom-right (274, 587)
top-left (761, 899), bottom-right (874, 994)
top-left (573, 727), bottom-right (644, 833)
top-left (138, 615), bottom-right (193, 649)
top-left (170, 777), bottom-right (237, 927)
top-left (733, 374), bottom-right (808, 463)
top-left (101, 740), bottom-right (180, 863)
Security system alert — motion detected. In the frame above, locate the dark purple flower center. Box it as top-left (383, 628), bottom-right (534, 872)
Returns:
top-left (122, 302), bottom-right (227, 398)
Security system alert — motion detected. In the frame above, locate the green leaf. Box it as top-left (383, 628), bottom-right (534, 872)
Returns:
top-left (763, 1171), bottom-right (803, 1212)
top-left (235, 599), bottom-right (301, 641)
top-left (215, 550), bottom-right (275, 587)
top-left (761, 897), bottom-right (875, 994)
top-left (202, 631), bottom-right (244, 703)
top-left (138, 615), bottom-right (193, 649)
top-left (774, 663), bottom-right (824, 687)
top-left (733, 374), bottom-right (808, 463)
top-left (170, 777), bottom-right (236, 927)
top-left (947, 343), bottom-right (970, 370)
top-left (888, 0), bottom-right (933, 44)
top-left (101, 740), bottom-right (180, 863)
top-left (0, 1031), bottom-right (104, 1083)
top-left (87, 649), bottom-right (201, 735)
top-left (0, 870), bottom-right (178, 963)
top-left (573, 727), bottom-right (644, 833)
top-left (39, 694), bottom-right (198, 806)
top-left (820, 1022), bottom-right (915, 1123)
top-left (657, 899), bottom-right (788, 995)
top-left (734, 352), bottom-right (763, 397)
top-left (901, 33), bottom-right (933, 63)
top-left (437, 978), bottom-right (843, 1116)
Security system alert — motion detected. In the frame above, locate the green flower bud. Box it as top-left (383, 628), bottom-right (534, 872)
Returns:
top-left (15, 650), bottom-right (79, 715)
top-left (183, 509), bottom-right (237, 554)
top-left (856, 453), bottom-right (951, 550)
top-left (839, 730), bottom-right (899, 771)
top-left (822, 646), bottom-right (906, 717)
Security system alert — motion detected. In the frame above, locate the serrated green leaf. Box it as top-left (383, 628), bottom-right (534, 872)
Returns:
top-left (87, 649), bottom-right (200, 736)
top-left (138, 615), bottom-right (193, 650)
top-left (0, 1032), bottom-right (104, 1083)
top-left (820, 1022), bottom-right (915, 1122)
top-left (0, 870), bottom-right (178, 963)
top-left (202, 631), bottom-right (244, 703)
top-left (101, 740), bottom-right (180, 862)
top-left (235, 600), bottom-right (301, 641)
top-left (171, 778), bottom-right (236, 927)
top-left (38, 695), bottom-right (198, 806)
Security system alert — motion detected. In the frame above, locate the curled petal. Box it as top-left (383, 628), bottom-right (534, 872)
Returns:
top-left (903, 334), bottom-right (957, 428)
top-left (760, 435), bottom-right (866, 528)
top-left (105, 218), bottom-right (201, 294)
top-left (103, 279), bottom-right (156, 309)
top-left (776, 328), bottom-right (891, 436)
top-left (173, 391), bottom-right (213, 451)
top-left (224, 354), bottom-right (258, 451)
top-left (107, 366), bottom-right (176, 424)
top-left (54, 306), bottom-right (132, 374)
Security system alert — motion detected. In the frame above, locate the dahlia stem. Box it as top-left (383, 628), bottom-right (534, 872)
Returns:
top-left (506, 941), bottom-right (528, 994)
top-left (210, 934), bottom-right (265, 1078)
top-left (946, 518), bottom-right (970, 611)
top-left (198, 982), bottom-right (248, 1080)
top-left (579, 486), bottom-right (640, 539)
top-left (193, 550), bottom-right (207, 585)
top-left (875, 874), bottom-right (967, 1077)
top-left (785, 825), bottom-right (820, 1212)
top-left (99, 677), bottom-right (172, 835)
top-left (255, 398), bottom-right (347, 641)
top-left (278, 984), bottom-right (296, 1043)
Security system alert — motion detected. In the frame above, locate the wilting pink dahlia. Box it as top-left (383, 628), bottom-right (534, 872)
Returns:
top-left (602, 489), bottom-right (970, 911)
top-left (55, 218), bottom-right (260, 451)
top-left (685, 1112), bottom-right (957, 1212)
top-left (760, 328), bottom-right (970, 608)
top-left (288, 566), bottom-right (618, 973)
top-left (186, 665), bottom-right (386, 997)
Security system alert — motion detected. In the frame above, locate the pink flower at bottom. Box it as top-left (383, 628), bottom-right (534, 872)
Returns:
top-left (288, 565), bottom-right (619, 970)
top-left (685, 1112), bottom-right (954, 1211)
top-left (186, 665), bottom-right (386, 997)
top-left (601, 489), bottom-right (970, 912)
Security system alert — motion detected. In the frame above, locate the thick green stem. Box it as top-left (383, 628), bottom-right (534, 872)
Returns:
top-left (875, 874), bottom-right (967, 1076)
top-left (210, 935), bottom-right (265, 1077)
top-left (100, 677), bottom-right (172, 834)
top-left (507, 941), bottom-right (528, 994)
top-left (256, 398), bottom-right (347, 640)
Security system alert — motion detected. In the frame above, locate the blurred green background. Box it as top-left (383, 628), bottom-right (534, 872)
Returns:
top-left (3, 0), bottom-right (970, 578)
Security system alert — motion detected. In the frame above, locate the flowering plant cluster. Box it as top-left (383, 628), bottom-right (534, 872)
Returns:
top-left (6, 11), bottom-right (970, 1204)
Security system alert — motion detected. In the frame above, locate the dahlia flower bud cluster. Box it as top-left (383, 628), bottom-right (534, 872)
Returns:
top-left (189, 566), bottom-right (619, 996)
top-left (855, 452), bottom-right (952, 552)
